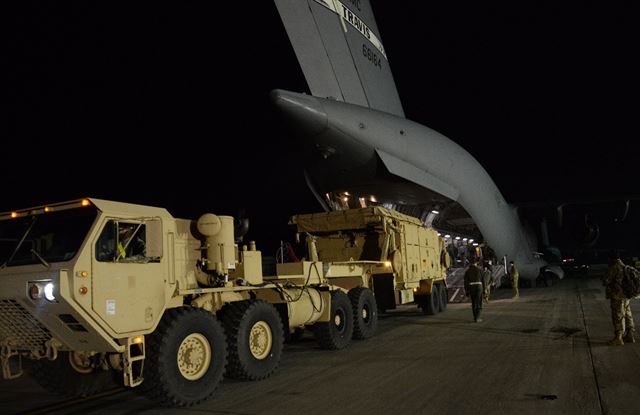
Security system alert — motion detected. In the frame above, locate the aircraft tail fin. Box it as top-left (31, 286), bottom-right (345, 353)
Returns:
top-left (274, 0), bottom-right (404, 117)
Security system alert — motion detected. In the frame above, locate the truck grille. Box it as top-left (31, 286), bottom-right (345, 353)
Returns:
top-left (0, 299), bottom-right (52, 351)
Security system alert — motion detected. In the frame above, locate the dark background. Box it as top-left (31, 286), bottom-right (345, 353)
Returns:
top-left (6, 2), bottom-right (637, 256)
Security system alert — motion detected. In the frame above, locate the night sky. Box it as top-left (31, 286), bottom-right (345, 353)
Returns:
top-left (6, 2), bottom-right (638, 255)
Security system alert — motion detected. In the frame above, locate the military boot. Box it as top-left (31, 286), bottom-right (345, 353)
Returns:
top-left (623, 329), bottom-right (635, 344)
top-left (608, 335), bottom-right (624, 346)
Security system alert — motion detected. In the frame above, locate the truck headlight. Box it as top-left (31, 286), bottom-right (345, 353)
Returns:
top-left (43, 282), bottom-right (56, 301)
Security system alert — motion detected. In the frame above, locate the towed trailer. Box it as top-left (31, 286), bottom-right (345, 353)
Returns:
top-left (0, 199), bottom-right (448, 406)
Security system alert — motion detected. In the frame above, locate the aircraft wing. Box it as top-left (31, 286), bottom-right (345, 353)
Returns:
top-left (274, 0), bottom-right (404, 117)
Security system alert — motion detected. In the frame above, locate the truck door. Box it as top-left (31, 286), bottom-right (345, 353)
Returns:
top-left (91, 218), bottom-right (166, 334)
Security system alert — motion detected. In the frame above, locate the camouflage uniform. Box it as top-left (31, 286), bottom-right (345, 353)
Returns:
top-left (602, 259), bottom-right (635, 344)
top-left (464, 262), bottom-right (484, 322)
top-left (509, 263), bottom-right (519, 299)
top-left (482, 266), bottom-right (492, 303)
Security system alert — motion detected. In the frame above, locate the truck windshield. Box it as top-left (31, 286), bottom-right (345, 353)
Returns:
top-left (0, 206), bottom-right (98, 268)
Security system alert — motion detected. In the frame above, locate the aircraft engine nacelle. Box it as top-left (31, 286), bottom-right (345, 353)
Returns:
top-left (567, 213), bottom-right (600, 248)
top-left (558, 200), bottom-right (631, 248)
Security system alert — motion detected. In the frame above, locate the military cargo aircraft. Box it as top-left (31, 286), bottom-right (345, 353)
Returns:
top-left (269, 0), bottom-right (637, 284)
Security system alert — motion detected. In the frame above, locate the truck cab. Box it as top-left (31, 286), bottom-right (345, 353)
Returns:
top-left (0, 198), bottom-right (177, 386)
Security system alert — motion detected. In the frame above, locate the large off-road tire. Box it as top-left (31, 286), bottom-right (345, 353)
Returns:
top-left (421, 288), bottom-right (440, 316)
top-left (219, 300), bottom-right (284, 380)
top-left (30, 352), bottom-right (118, 397)
top-left (143, 307), bottom-right (227, 407)
top-left (313, 290), bottom-right (354, 350)
top-left (438, 283), bottom-right (448, 312)
top-left (349, 287), bottom-right (378, 340)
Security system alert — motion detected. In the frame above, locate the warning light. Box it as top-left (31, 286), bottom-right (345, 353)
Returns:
top-left (44, 207), bottom-right (51, 212)
top-left (81, 199), bottom-right (90, 207)
top-left (78, 286), bottom-right (88, 295)
top-left (10, 212), bottom-right (18, 218)
top-left (29, 284), bottom-right (42, 300)
top-left (132, 336), bottom-right (144, 344)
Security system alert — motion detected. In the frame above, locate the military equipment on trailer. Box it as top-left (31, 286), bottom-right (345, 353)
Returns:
top-left (0, 199), bottom-right (448, 407)
top-left (290, 206), bottom-right (450, 315)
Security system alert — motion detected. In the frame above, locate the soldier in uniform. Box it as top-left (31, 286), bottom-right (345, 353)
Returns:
top-left (601, 250), bottom-right (635, 346)
top-left (508, 261), bottom-right (519, 299)
top-left (464, 257), bottom-right (484, 322)
top-left (482, 261), bottom-right (493, 303)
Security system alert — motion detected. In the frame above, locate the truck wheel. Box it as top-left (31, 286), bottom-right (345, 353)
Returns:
top-left (313, 290), bottom-right (354, 350)
top-left (144, 307), bottom-right (227, 407)
top-left (421, 289), bottom-right (440, 315)
top-left (349, 287), bottom-right (378, 339)
top-left (220, 300), bottom-right (284, 380)
top-left (30, 352), bottom-right (118, 397)
top-left (438, 284), bottom-right (448, 312)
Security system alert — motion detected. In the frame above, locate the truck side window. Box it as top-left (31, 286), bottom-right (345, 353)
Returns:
top-left (95, 220), bottom-right (152, 263)
top-left (96, 221), bottom-right (117, 261)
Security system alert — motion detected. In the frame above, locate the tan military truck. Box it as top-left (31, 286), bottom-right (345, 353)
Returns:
top-left (0, 198), bottom-right (387, 406)
top-left (290, 206), bottom-right (450, 315)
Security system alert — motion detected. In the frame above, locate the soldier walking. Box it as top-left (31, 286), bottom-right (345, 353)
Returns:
top-left (602, 250), bottom-right (635, 346)
top-left (464, 257), bottom-right (484, 322)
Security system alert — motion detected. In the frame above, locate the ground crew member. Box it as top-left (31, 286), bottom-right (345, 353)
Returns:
top-left (482, 261), bottom-right (492, 303)
top-left (601, 250), bottom-right (635, 346)
top-left (464, 257), bottom-right (484, 322)
top-left (508, 261), bottom-right (519, 299)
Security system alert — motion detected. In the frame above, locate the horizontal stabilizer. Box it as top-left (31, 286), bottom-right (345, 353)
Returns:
top-left (274, 0), bottom-right (404, 117)
top-left (376, 149), bottom-right (460, 202)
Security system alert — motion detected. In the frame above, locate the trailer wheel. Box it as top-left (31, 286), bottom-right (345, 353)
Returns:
top-left (421, 288), bottom-right (440, 315)
top-left (313, 290), bottom-right (354, 349)
top-left (30, 352), bottom-right (118, 397)
top-left (220, 300), bottom-right (284, 380)
top-left (144, 307), bottom-right (227, 407)
top-left (349, 287), bottom-right (378, 339)
top-left (438, 283), bottom-right (448, 312)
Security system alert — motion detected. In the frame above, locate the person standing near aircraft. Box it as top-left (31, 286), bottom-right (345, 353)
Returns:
top-left (508, 261), bottom-right (520, 299)
top-left (464, 257), bottom-right (484, 322)
top-left (482, 261), bottom-right (493, 303)
top-left (601, 250), bottom-right (635, 346)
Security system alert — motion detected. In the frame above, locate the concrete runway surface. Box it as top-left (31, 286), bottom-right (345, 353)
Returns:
top-left (2, 275), bottom-right (639, 415)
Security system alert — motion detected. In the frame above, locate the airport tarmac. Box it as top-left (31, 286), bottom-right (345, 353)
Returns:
top-left (2, 274), bottom-right (639, 415)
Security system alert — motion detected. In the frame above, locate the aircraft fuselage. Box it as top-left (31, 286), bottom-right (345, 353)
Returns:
top-left (272, 89), bottom-right (557, 282)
